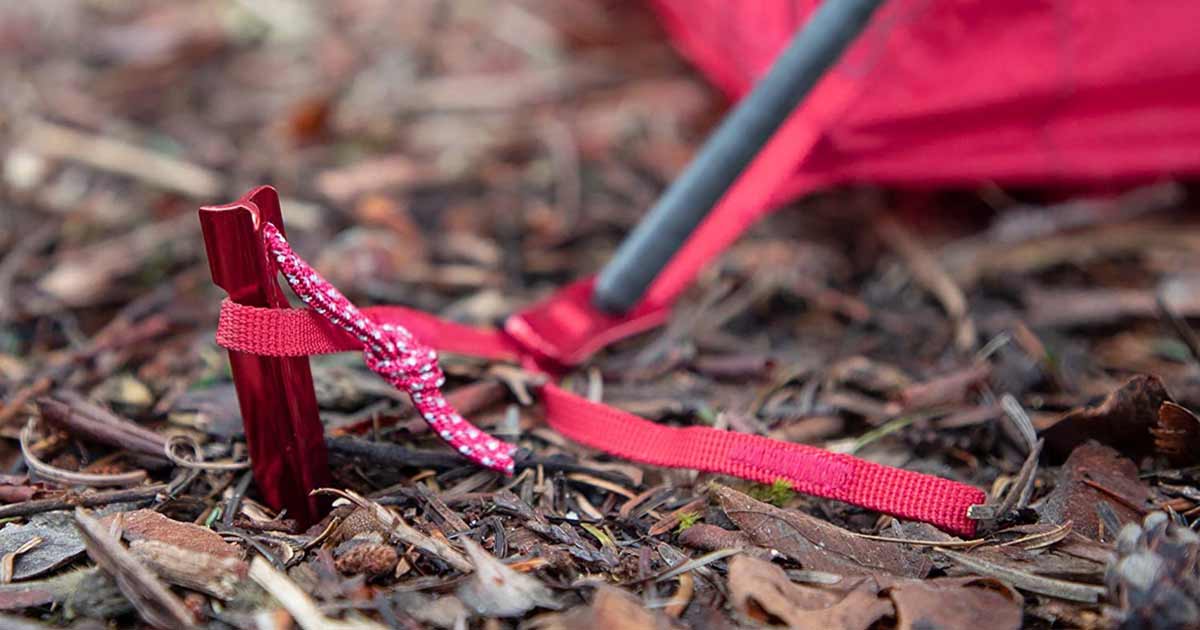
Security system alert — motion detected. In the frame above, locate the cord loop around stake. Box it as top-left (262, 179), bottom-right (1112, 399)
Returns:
top-left (261, 222), bottom-right (517, 474)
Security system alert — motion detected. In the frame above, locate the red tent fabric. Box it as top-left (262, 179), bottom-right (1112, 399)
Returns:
top-left (636, 0), bottom-right (1200, 307)
top-left (650, 0), bottom-right (1200, 193)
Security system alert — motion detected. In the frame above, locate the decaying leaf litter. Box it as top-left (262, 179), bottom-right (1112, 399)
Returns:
top-left (1, 1), bottom-right (1199, 628)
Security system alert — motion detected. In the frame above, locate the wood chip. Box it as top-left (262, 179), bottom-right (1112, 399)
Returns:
top-left (73, 508), bottom-right (197, 630)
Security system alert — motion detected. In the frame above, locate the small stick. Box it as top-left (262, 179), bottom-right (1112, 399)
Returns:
top-left (937, 548), bottom-right (1106, 603)
top-left (37, 396), bottom-right (167, 460)
top-left (0, 484), bottom-right (168, 520)
top-left (1157, 290), bottom-right (1200, 365)
top-left (22, 119), bottom-right (222, 198)
top-left (248, 557), bottom-right (386, 630)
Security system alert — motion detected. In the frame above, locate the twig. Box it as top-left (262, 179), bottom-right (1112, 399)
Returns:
top-left (998, 521), bottom-right (1073, 550)
top-left (877, 215), bottom-right (977, 351)
top-left (995, 438), bottom-right (1043, 518)
top-left (222, 471), bottom-right (255, 529)
top-left (248, 557), bottom-right (387, 630)
top-left (326, 435), bottom-right (633, 484)
top-left (937, 548), bottom-right (1106, 603)
top-left (1157, 287), bottom-right (1200, 365)
top-left (0, 484), bottom-right (168, 520)
top-left (38, 395), bottom-right (168, 460)
top-left (1000, 394), bottom-right (1038, 452)
top-left (21, 119), bottom-right (223, 198)
top-left (967, 438), bottom-right (1043, 523)
top-left (847, 532), bottom-right (984, 548)
top-left (620, 548), bottom-right (742, 586)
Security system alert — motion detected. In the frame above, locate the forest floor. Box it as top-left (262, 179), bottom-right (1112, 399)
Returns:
top-left (1, 1), bottom-right (1198, 628)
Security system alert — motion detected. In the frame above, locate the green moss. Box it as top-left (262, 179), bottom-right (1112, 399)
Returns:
top-left (675, 510), bottom-right (702, 533)
top-left (748, 479), bottom-right (795, 507)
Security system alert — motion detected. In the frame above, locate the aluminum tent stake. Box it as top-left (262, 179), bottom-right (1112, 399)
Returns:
top-left (199, 185), bottom-right (330, 527)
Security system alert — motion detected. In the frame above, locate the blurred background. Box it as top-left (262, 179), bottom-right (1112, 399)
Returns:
top-left (3, 0), bottom-right (1200, 428)
top-left (0, 0), bottom-right (722, 328)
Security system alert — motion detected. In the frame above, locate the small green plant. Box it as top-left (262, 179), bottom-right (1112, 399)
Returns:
top-left (675, 510), bottom-right (702, 533)
top-left (748, 479), bottom-right (795, 507)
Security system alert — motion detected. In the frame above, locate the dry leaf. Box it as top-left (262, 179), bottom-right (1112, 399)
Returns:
top-left (97, 511), bottom-right (247, 598)
top-left (128, 539), bottom-right (245, 599)
top-left (1152, 401), bottom-right (1200, 464)
top-left (1039, 442), bottom-right (1154, 540)
top-left (0, 512), bottom-right (85, 581)
top-left (715, 485), bottom-right (932, 577)
top-left (526, 586), bottom-right (671, 630)
top-left (889, 578), bottom-right (1022, 630)
top-left (1041, 375), bottom-right (1170, 460)
top-left (728, 554), bottom-right (893, 629)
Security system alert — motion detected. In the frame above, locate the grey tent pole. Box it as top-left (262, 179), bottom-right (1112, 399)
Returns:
top-left (592, 0), bottom-right (884, 314)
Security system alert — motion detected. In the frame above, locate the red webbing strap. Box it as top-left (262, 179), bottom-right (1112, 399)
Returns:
top-left (217, 299), bottom-right (985, 535)
top-left (218, 300), bottom-right (522, 362)
top-left (541, 383), bottom-right (981, 535)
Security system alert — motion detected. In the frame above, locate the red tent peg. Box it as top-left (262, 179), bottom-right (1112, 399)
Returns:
top-left (198, 186), bottom-right (331, 528)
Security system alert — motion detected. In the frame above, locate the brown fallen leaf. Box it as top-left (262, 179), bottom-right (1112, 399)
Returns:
top-left (715, 485), bottom-right (932, 578)
top-left (525, 586), bottom-right (672, 630)
top-left (727, 555), bottom-right (893, 629)
top-left (1039, 442), bottom-right (1155, 541)
top-left (1151, 401), bottom-right (1200, 465)
top-left (1040, 375), bottom-right (1170, 460)
top-left (888, 577), bottom-right (1022, 630)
